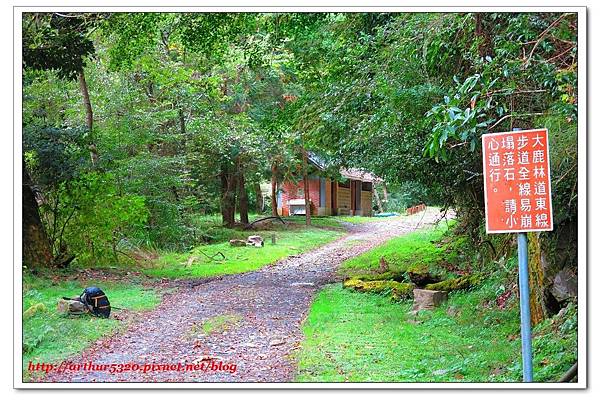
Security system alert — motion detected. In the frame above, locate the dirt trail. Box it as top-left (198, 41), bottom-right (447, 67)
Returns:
top-left (45, 209), bottom-right (445, 383)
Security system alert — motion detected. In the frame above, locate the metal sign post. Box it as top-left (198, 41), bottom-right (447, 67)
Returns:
top-left (517, 232), bottom-right (533, 382)
top-left (514, 127), bottom-right (533, 383)
top-left (482, 127), bottom-right (554, 383)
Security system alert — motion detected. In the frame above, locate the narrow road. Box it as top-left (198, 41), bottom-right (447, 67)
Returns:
top-left (45, 209), bottom-right (444, 383)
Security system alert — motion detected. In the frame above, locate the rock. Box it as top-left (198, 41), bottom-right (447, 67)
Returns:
top-left (229, 239), bottom-right (247, 247)
top-left (269, 338), bottom-right (286, 346)
top-left (551, 268), bottom-right (577, 302)
top-left (290, 282), bottom-right (314, 287)
top-left (247, 235), bottom-right (264, 247)
top-left (412, 289), bottom-right (448, 312)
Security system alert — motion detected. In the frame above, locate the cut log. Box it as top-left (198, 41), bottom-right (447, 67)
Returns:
top-left (343, 278), bottom-right (414, 297)
top-left (424, 274), bottom-right (481, 292)
top-left (412, 289), bottom-right (448, 312)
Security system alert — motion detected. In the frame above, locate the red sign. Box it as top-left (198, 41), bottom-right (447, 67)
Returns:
top-left (482, 129), bottom-right (553, 233)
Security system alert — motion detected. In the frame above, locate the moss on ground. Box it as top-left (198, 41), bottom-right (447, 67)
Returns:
top-left (343, 278), bottom-right (414, 299)
top-left (348, 271), bottom-right (406, 282)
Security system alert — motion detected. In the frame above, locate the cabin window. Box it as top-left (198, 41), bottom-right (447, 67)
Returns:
top-left (362, 181), bottom-right (373, 191)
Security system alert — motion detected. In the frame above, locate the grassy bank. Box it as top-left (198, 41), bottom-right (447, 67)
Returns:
top-left (296, 224), bottom-right (577, 383)
top-left (22, 276), bottom-right (162, 381)
top-left (340, 220), bottom-right (454, 276)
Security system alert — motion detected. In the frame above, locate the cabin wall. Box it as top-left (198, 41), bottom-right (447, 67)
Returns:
top-left (279, 178), bottom-right (321, 216)
top-left (337, 186), bottom-right (352, 215)
top-left (361, 190), bottom-right (373, 216)
top-left (317, 178), bottom-right (333, 216)
top-left (277, 177), bottom-right (374, 217)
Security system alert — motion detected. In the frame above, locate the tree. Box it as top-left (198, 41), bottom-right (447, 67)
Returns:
top-left (23, 13), bottom-right (102, 164)
top-left (301, 147), bottom-right (311, 225)
top-left (22, 158), bottom-right (52, 270)
top-left (22, 13), bottom-right (102, 268)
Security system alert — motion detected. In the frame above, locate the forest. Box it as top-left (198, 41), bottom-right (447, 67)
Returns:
top-left (21, 11), bottom-right (579, 384)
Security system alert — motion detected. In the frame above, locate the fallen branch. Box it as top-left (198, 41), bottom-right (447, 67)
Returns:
top-left (114, 249), bottom-right (145, 268)
top-left (197, 250), bottom-right (226, 262)
top-left (245, 215), bottom-right (286, 229)
top-left (559, 361), bottom-right (577, 383)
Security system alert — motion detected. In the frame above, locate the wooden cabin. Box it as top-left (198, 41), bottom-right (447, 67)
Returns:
top-left (275, 158), bottom-right (376, 217)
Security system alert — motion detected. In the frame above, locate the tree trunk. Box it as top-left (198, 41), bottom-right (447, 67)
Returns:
top-left (271, 161), bottom-right (279, 217)
top-left (528, 232), bottom-right (546, 326)
top-left (302, 149), bottom-right (311, 226)
top-left (22, 161), bottom-right (53, 270)
top-left (178, 108), bottom-right (186, 149)
top-left (382, 183), bottom-right (389, 205)
top-left (178, 108), bottom-right (186, 135)
top-left (474, 14), bottom-right (493, 58)
top-left (220, 165), bottom-right (236, 228)
top-left (254, 183), bottom-right (264, 214)
top-left (237, 167), bottom-right (249, 225)
top-left (78, 70), bottom-right (98, 165)
top-left (373, 184), bottom-right (383, 213)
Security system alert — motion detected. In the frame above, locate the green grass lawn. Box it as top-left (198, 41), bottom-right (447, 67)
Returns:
top-left (149, 225), bottom-right (344, 278)
top-left (296, 222), bottom-right (578, 383)
top-left (283, 216), bottom-right (345, 229)
top-left (283, 215), bottom-right (391, 229)
top-left (22, 276), bottom-right (162, 381)
top-left (295, 281), bottom-right (577, 383)
top-left (336, 215), bottom-right (388, 224)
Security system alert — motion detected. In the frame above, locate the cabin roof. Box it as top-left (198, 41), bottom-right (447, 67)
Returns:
top-left (340, 168), bottom-right (379, 183)
top-left (307, 151), bottom-right (380, 183)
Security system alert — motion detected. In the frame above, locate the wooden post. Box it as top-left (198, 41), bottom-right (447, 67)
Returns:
top-left (271, 161), bottom-right (279, 217)
top-left (302, 148), bottom-right (311, 226)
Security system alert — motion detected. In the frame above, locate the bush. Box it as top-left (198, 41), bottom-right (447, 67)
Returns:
top-left (46, 172), bottom-right (149, 265)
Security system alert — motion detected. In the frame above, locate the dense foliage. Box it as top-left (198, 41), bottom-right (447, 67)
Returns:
top-left (22, 12), bottom-right (578, 268)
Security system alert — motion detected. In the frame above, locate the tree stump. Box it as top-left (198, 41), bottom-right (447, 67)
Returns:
top-left (412, 289), bottom-right (448, 312)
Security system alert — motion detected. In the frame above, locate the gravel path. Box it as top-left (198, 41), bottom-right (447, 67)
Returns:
top-left (45, 209), bottom-right (444, 383)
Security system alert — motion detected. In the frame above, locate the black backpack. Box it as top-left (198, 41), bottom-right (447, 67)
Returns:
top-left (79, 287), bottom-right (111, 318)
